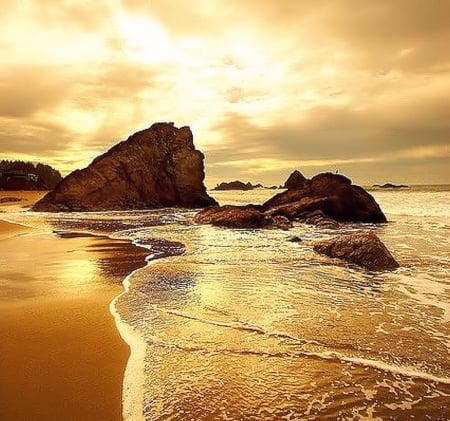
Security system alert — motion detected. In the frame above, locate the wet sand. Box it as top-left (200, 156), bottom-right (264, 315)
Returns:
top-left (0, 203), bottom-right (148, 421)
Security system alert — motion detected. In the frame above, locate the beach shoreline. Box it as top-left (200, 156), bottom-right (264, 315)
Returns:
top-left (0, 199), bottom-right (149, 421)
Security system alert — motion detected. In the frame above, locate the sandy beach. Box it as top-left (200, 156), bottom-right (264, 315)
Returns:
top-left (0, 193), bottom-right (148, 421)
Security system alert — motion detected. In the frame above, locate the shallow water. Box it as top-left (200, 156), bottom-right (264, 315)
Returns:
top-left (3, 186), bottom-right (450, 420)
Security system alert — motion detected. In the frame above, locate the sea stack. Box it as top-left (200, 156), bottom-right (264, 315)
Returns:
top-left (32, 122), bottom-right (217, 212)
top-left (263, 172), bottom-right (387, 223)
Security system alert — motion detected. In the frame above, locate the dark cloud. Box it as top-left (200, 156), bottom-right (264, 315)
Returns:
top-left (68, 61), bottom-right (157, 109)
top-left (207, 87), bottom-right (450, 165)
top-left (0, 118), bottom-right (74, 157)
top-left (0, 66), bottom-right (73, 118)
top-left (321, 0), bottom-right (450, 73)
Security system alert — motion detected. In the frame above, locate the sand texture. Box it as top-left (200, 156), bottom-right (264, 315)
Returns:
top-left (0, 199), bottom-right (148, 421)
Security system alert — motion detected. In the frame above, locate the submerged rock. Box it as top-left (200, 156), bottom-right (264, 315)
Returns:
top-left (266, 215), bottom-right (293, 230)
top-left (313, 230), bottom-right (399, 271)
top-left (299, 210), bottom-right (340, 229)
top-left (264, 172), bottom-right (387, 223)
top-left (32, 123), bottom-right (217, 212)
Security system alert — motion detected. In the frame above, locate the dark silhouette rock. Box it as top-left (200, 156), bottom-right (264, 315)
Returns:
top-left (313, 230), bottom-right (399, 271)
top-left (263, 172), bottom-right (387, 223)
top-left (373, 183), bottom-right (409, 189)
top-left (283, 170), bottom-right (307, 190)
top-left (32, 123), bottom-right (217, 212)
top-left (0, 197), bottom-right (23, 203)
top-left (213, 181), bottom-right (256, 191)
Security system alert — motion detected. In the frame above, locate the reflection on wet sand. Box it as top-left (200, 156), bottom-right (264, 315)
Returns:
top-left (0, 215), bottom-right (148, 421)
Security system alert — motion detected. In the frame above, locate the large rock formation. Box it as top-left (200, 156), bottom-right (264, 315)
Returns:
top-left (32, 123), bottom-right (217, 212)
top-left (264, 172), bottom-right (387, 223)
top-left (283, 170), bottom-right (307, 190)
top-left (313, 230), bottom-right (399, 271)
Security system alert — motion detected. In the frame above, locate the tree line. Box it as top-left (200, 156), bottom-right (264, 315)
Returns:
top-left (0, 160), bottom-right (63, 189)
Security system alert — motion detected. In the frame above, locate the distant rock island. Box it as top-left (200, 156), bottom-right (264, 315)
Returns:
top-left (213, 181), bottom-right (263, 191)
top-left (372, 183), bottom-right (409, 189)
top-left (283, 170), bottom-right (307, 189)
top-left (0, 160), bottom-right (62, 191)
top-left (32, 123), bottom-right (217, 212)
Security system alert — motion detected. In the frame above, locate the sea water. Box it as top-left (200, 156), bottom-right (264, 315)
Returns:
top-left (3, 186), bottom-right (450, 420)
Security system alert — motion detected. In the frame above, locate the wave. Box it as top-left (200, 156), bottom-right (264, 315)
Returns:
top-left (110, 265), bottom-right (147, 421)
top-left (109, 237), bottom-right (186, 421)
top-left (148, 309), bottom-right (450, 386)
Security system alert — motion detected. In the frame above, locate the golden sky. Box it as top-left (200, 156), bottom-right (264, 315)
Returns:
top-left (1, 0), bottom-right (449, 186)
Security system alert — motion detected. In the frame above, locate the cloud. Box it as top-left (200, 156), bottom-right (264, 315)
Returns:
top-left (207, 84), bottom-right (450, 163)
top-left (0, 66), bottom-right (74, 118)
top-left (0, 0), bottom-right (448, 185)
top-left (321, 0), bottom-right (450, 73)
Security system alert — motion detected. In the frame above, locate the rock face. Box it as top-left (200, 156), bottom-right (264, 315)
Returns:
top-left (264, 172), bottom-right (387, 223)
top-left (313, 230), bottom-right (399, 271)
top-left (32, 123), bottom-right (217, 212)
top-left (283, 170), bottom-right (307, 190)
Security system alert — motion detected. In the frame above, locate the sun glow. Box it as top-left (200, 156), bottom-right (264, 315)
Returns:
top-left (117, 14), bottom-right (172, 63)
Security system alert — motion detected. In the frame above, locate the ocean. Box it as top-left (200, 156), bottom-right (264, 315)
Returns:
top-left (3, 185), bottom-right (450, 420)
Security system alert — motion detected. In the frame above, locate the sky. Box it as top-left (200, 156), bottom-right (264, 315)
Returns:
top-left (1, 0), bottom-right (449, 187)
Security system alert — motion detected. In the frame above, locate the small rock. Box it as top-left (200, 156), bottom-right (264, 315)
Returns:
top-left (194, 205), bottom-right (265, 229)
top-left (266, 215), bottom-right (293, 230)
top-left (194, 205), bottom-right (293, 230)
top-left (287, 236), bottom-right (302, 243)
top-left (313, 230), bottom-right (399, 271)
top-left (0, 197), bottom-right (22, 203)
